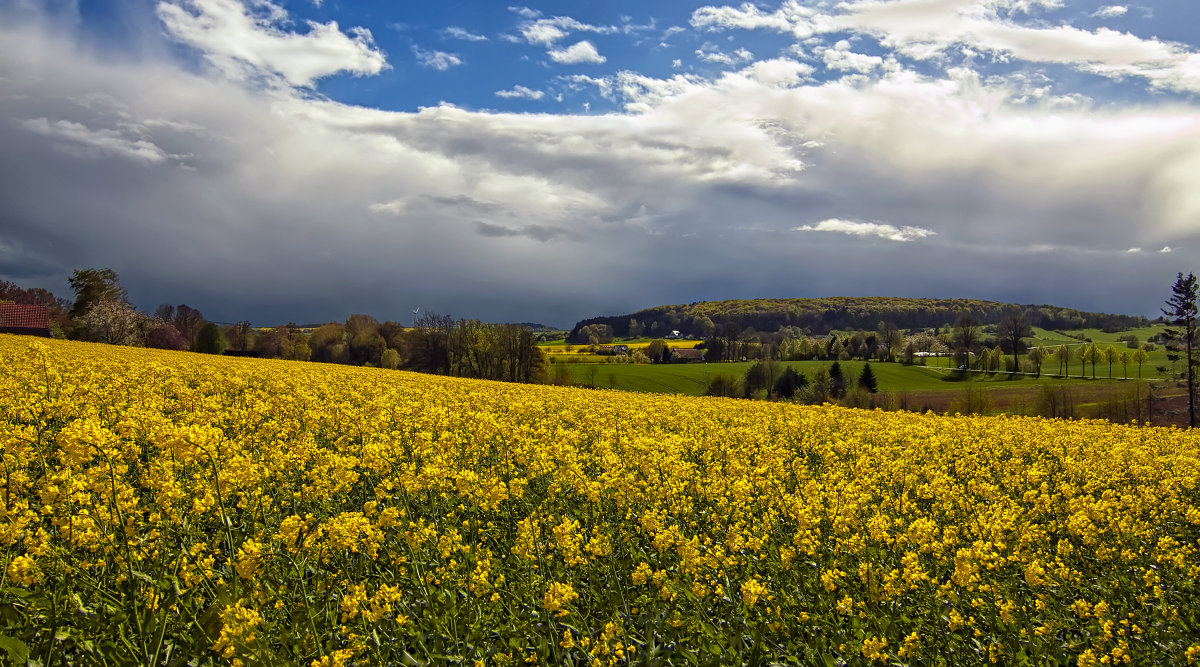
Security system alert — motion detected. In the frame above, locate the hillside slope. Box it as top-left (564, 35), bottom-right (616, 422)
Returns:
top-left (570, 296), bottom-right (1149, 341)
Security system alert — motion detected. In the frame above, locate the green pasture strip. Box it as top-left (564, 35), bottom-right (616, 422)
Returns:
top-left (557, 359), bottom-right (1137, 397)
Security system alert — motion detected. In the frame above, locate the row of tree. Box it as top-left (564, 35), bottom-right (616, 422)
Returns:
top-left (706, 360), bottom-right (878, 403)
top-left (5, 268), bottom-right (548, 385)
top-left (571, 296), bottom-right (1151, 342)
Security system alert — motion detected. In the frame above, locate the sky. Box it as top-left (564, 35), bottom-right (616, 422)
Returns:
top-left (1, 0), bottom-right (1199, 327)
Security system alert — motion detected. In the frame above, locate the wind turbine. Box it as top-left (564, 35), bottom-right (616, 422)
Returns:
top-left (411, 306), bottom-right (420, 326)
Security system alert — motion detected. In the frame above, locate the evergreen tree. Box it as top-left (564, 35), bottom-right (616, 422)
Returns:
top-left (773, 366), bottom-right (808, 399)
top-left (1163, 272), bottom-right (1198, 428)
top-left (857, 362), bottom-right (878, 393)
top-left (829, 361), bottom-right (846, 399)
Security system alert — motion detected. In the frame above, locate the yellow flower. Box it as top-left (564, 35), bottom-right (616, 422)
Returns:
top-left (6, 555), bottom-right (42, 587)
top-left (741, 578), bottom-right (768, 608)
top-left (861, 636), bottom-right (888, 662)
top-left (543, 582), bottom-right (578, 617)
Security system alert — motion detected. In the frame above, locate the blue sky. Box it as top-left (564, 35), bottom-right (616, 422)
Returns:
top-left (2, 0), bottom-right (1199, 326)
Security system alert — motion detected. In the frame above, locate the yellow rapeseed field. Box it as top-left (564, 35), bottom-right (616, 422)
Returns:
top-left (2, 335), bottom-right (1199, 665)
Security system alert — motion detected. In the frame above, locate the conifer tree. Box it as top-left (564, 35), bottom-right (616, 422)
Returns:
top-left (857, 362), bottom-right (878, 393)
top-left (1163, 272), bottom-right (1198, 428)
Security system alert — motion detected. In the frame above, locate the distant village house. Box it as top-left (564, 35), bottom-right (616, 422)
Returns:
top-left (0, 304), bottom-right (51, 337)
top-left (670, 348), bottom-right (705, 363)
top-left (595, 344), bottom-right (630, 356)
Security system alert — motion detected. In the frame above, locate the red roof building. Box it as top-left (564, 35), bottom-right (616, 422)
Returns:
top-left (0, 304), bottom-right (52, 337)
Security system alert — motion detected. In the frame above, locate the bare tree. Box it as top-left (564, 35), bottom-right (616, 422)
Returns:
top-left (995, 309), bottom-right (1032, 373)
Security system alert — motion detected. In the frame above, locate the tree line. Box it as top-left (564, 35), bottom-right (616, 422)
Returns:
top-left (2, 268), bottom-right (546, 385)
top-left (570, 296), bottom-right (1150, 342)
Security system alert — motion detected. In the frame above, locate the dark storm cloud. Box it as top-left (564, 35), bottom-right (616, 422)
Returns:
top-left (1, 4), bottom-right (1198, 329)
top-left (472, 222), bottom-right (578, 242)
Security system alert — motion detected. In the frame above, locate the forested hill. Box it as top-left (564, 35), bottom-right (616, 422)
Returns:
top-left (569, 297), bottom-right (1150, 342)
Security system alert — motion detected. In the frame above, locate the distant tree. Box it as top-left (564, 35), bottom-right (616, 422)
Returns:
top-left (167, 305), bottom-right (205, 350)
top-left (742, 359), bottom-right (781, 399)
top-left (996, 310), bottom-right (1032, 372)
top-left (406, 312), bottom-right (452, 375)
top-left (801, 368), bottom-right (832, 404)
top-left (380, 348), bottom-right (401, 369)
top-left (1103, 344), bottom-right (1120, 379)
top-left (628, 318), bottom-right (644, 338)
top-left (645, 339), bottom-right (669, 364)
top-left (829, 361), bottom-right (847, 399)
top-left (857, 363), bottom-right (878, 393)
top-left (195, 322), bottom-right (226, 355)
top-left (704, 373), bottom-right (740, 398)
top-left (1118, 349), bottom-right (1131, 380)
top-left (283, 331), bottom-right (311, 361)
top-left (377, 321), bottom-right (406, 350)
top-left (716, 322), bottom-right (741, 362)
top-left (344, 314), bottom-right (380, 340)
top-left (68, 268), bottom-right (128, 320)
top-left (846, 333), bottom-right (866, 361)
top-left (1162, 272), bottom-right (1199, 427)
top-left (953, 314), bottom-right (981, 367)
top-left (877, 322), bottom-right (903, 362)
top-left (252, 328), bottom-right (285, 358)
top-left (145, 323), bottom-right (188, 350)
top-left (350, 329), bottom-right (387, 366)
top-left (309, 324), bottom-right (346, 363)
top-left (1132, 345), bottom-right (1150, 379)
top-left (989, 347), bottom-right (1004, 373)
top-left (79, 300), bottom-right (144, 346)
top-left (222, 320), bottom-right (254, 352)
top-left (1052, 344), bottom-right (1070, 377)
top-left (1027, 345), bottom-right (1047, 377)
top-left (1081, 343), bottom-right (1101, 380)
top-left (773, 366), bottom-right (808, 399)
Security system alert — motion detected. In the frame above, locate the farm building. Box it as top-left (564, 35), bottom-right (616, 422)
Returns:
top-left (0, 304), bottom-right (52, 337)
top-left (670, 348), bottom-right (705, 363)
top-left (595, 345), bottom-right (630, 356)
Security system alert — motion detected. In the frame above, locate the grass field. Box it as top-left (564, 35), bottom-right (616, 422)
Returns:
top-left (557, 359), bottom-right (1133, 395)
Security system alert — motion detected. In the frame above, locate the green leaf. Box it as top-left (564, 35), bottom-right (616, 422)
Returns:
top-left (0, 634), bottom-right (30, 664)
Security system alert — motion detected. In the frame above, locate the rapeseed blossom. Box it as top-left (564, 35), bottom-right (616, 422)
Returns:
top-left (1, 335), bottom-right (1199, 665)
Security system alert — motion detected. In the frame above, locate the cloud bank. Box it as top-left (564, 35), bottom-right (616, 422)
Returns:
top-left (1, 1), bottom-right (1198, 327)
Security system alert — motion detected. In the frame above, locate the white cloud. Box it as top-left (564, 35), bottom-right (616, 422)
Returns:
top-left (691, 0), bottom-right (819, 37)
top-left (495, 85), bottom-right (545, 100)
top-left (156, 0), bottom-right (387, 87)
top-left (738, 58), bottom-right (814, 86)
top-left (548, 40), bottom-right (606, 64)
top-left (1091, 5), bottom-right (1128, 18)
top-left (696, 46), bottom-right (755, 66)
top-left (821, 40), bottom-right (884, 73)
top-left (444, 26), bottom-right (488, 41)
top-left (413, 46), bottom-right (463, 71)
top-left (19, 118), bottom-right (179, 164)
top-left (1160, 246), bottom-right (1174, 253)
top-left (795, 219), bottom-right (936, 242)
top-left (508, 6), bottom-right (541, 20)
top-left (689, 0), bottom-right (1200, 93)
top-left (519, 15), bottom-right (614, 46)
